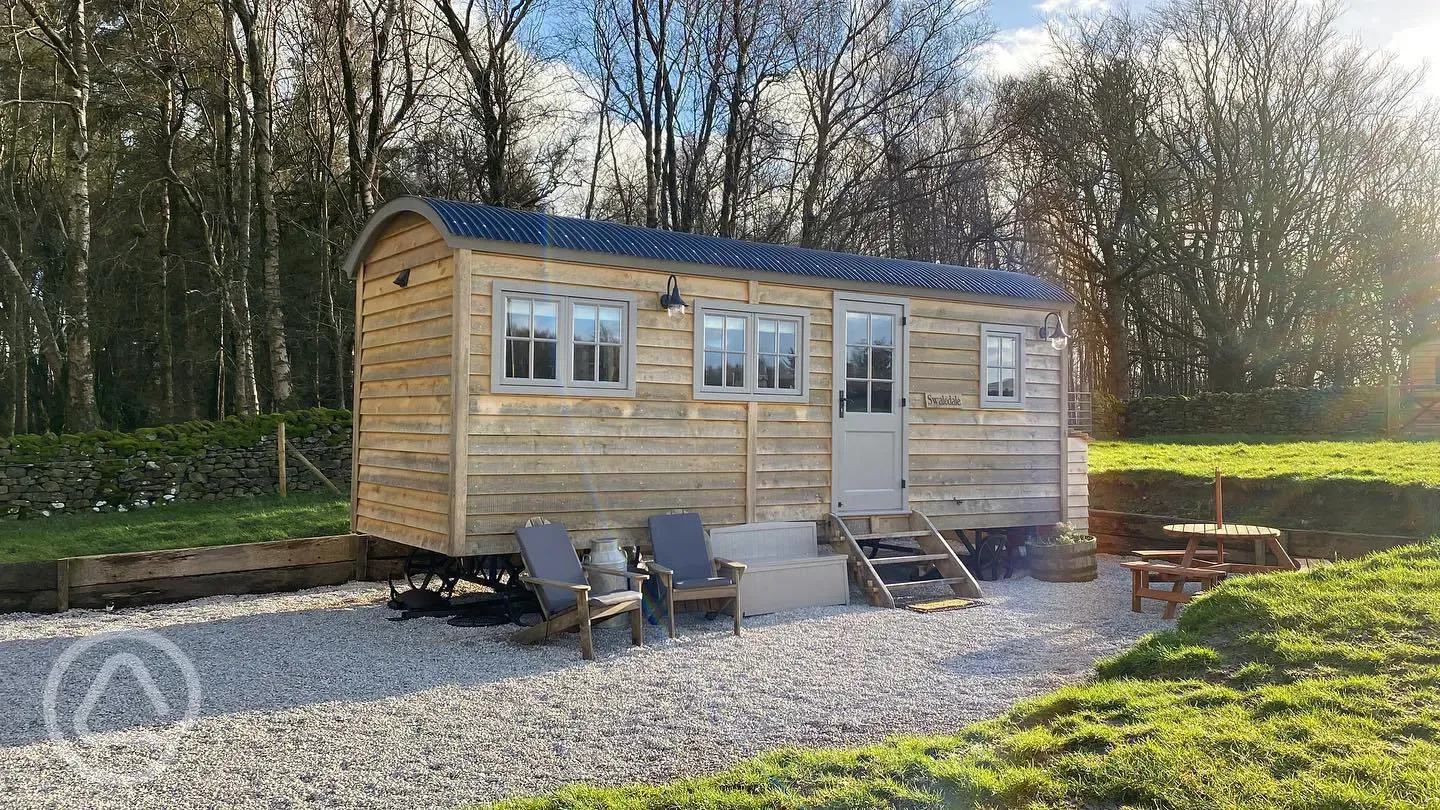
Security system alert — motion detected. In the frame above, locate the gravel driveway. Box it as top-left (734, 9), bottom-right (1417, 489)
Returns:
top-left (0, 556), bottom-right (1166, 809)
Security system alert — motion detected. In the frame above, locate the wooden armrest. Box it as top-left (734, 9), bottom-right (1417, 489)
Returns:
top-left (643, 560), bottom-right (675, 578)
top-left (581, 563), bottom-right (650, 583)
top-left (714, 557), bottom-right (747, 571)
top-left (519, 574), bottom-right (590, 592)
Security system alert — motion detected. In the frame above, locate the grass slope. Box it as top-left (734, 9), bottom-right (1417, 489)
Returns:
top-left (1089, 435), bottom-right (1440, 487)
top-left (478, 544), bottom-right (1440, 809)
top-left (0, 494), bottom-right (349, 562)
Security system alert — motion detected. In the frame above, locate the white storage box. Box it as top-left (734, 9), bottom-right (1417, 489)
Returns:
top-left (708, 521), bottom-right (850, 616)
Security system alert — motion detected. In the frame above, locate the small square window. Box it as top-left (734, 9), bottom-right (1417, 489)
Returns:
top-left (980, 325), bottom-right (1025, 407)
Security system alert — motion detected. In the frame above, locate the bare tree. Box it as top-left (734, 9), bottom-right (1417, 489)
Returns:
top-left (13, 0), bottom-right (99, 429)
top-left (231, 0), bottom-right (294, 406)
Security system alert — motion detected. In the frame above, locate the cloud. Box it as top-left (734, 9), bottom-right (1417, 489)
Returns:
top-left (1383, 17), bottom-right (1440, 97)
top-left (1033, 0), bottom-right (1109, 13)
top-left (980, 25), bottom-right (1057, 78)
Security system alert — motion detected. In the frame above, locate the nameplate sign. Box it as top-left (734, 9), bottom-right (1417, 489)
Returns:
top-left (923, 393), bottom-right (964, 408)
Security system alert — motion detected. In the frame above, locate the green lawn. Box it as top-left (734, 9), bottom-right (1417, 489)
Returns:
top-left (477, 542), bottom-right (1440, 809)
top-left (1089, 435), bottom-right (1440, 487)
top-left (0, 493), bottom-right (349, 563)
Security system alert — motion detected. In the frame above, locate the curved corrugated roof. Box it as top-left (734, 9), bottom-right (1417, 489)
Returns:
top-left (355, 196), bottom-right (1074, 304)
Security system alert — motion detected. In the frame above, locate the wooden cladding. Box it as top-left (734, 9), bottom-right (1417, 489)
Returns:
top-left (353, 216), bottom-right (455, 552)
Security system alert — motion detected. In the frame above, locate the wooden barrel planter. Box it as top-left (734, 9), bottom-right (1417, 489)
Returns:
top-left (1028, 538), bottom-right (1098, 582)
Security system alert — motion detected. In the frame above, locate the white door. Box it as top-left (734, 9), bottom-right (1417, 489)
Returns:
top-left (833, 296), bottom-right (907, 514)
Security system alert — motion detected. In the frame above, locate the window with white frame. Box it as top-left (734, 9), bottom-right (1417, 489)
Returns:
top-left (980, 325), bottom-right (1024, 407)
top-left (493, 283), bottom-right (636, 395)
top-left (694, 302), bottom-right (808, 400)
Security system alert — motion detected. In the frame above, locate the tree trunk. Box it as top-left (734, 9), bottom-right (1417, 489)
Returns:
top-left (237, 0), bottom-right (293, 409)
top-left (1101, 281), bottom-right (1130, 400)
top-left (63, 0), bottom-right (98, 430)
top-left (157, 99), bottom-right (177, 422)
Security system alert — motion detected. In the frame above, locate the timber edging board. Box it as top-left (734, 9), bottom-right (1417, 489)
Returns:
top-left (0, 534), bottom-right (413, 614)
top-left (1090, 510), bottom-right (1421, 563)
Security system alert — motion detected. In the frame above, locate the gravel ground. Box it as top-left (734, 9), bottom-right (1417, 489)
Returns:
top-left (0, 556), bottom-right (1167, 809)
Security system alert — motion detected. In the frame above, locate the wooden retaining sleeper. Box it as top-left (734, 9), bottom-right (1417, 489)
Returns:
top-left (0, 534), bottom-right (408, 614)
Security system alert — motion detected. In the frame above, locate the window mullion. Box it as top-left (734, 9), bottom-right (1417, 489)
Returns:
top-left (561, 298), bottom-right (574, 387)
top-left (747, 315), bottom-right (759, 395)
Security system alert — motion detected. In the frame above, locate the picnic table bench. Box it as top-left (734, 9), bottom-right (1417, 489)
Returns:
top-left (1129, 523), bottom-right (1298, 618)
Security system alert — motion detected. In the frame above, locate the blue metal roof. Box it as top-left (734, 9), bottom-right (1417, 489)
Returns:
top-left (420, 197), bottom-right (1073, 304)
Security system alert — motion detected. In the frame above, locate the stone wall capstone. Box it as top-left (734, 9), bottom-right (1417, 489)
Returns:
top-left (0, 409), bottom-right (352, 519)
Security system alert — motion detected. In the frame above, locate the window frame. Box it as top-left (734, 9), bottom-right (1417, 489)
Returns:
top-left (692, 300), bottom-right (810, 403)
top-left (979, 324), bottom-right (1026, 408)
top-left (491, 281), bottom-right (638, 397)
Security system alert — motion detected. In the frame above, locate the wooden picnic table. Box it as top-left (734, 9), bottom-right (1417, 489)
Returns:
top-left (1147, 523), bottom-right (1297, 618)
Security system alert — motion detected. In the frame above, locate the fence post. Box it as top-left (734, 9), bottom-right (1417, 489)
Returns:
top-left (56, 558), bottom-right (71, 613)
top-left (277, 421), bottom-right (287, 497)
top-left (352, 534), bottom-right (370, 582)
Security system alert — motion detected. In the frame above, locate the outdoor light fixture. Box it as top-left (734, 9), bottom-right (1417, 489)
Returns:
top-left (659, 274), bottom-right (687, 317)
top-left (393, 267), bottom-right (411, 289)
top-left (1040, 311), bottom-right (1069, 350)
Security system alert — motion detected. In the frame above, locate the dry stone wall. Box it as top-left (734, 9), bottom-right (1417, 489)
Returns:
top-left (0, 409), bottom-right (352, 519)
top-left (1117, 386), bottom-right (1387, 437)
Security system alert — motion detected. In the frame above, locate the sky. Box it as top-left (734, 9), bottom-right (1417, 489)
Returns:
top-left (983, 0), bottom-right (1440, 95)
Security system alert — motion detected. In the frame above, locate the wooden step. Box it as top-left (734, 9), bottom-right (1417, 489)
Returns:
top-left (850, 530), bottom-right (932, 541)
top-left (886, 577), bottom-right (973, 590)
top-left (868, 554), bottom-right (949, 565)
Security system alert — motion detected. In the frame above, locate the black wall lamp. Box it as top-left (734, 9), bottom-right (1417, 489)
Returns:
top-left (393, 267), bottom-right (411, 288)
top-left (1040, 312), bottom-right (1069, 350)
top-left (660, 274), bottom-right (687, 317)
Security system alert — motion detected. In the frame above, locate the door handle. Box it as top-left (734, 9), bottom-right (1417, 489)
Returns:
top-left (838, 388), bottom-right (845, 418)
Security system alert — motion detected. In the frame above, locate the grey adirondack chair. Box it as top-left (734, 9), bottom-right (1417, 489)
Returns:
top-left (645, 512), bottom-right (746, 639)
top-left (511, 519), bottom-right (648, 660)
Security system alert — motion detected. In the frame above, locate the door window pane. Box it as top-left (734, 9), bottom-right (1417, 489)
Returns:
top-left (845, 309), bottom-right (899, 412)
top-left (871, 315), bottom-right (893, 347)
top-left (872, 348), bottom-right (893, 381)
top-left (871, 380), bottom-right (892, 413)
top-left (846, 313), bottom-right (869, 346)
top-left (845, 380), bottom-right (869, 414)
top-left (847, 346), bottom-right (868, 379)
